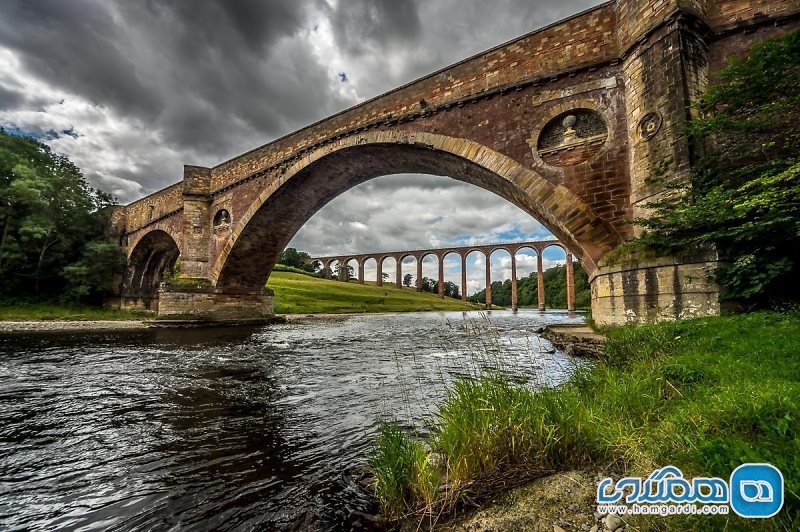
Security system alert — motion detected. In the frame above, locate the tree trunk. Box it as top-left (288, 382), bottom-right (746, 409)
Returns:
top-left (0, 215), bottom-right (8, 272)
top-left (35, 231), bottom-right (54, 295)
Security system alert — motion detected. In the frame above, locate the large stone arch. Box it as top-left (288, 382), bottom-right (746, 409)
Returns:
top-left (213, 132), bottom-right (621, 294)
top-left (122, 229), bottom-right (180, 311)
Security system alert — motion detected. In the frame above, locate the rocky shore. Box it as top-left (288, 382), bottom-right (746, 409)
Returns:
top-left (0, 316), bottom-right (287, 333)
top-left (540, 324), bottom-right (605, 358)
top-left (0, 320), bottom-right (151, 333)
top-left (430, 470), bottom-right (627, 532)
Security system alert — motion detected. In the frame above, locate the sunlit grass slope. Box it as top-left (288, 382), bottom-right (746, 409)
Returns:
top-left (267, 271), bottom-right (480, 314)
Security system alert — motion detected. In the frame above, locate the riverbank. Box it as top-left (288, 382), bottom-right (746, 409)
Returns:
top-left (0, 302), bottom-right (149, 322)
top-left (372, 311), bottom-right (800, 530)
top-left (0, 320), bottom-right (151, 333)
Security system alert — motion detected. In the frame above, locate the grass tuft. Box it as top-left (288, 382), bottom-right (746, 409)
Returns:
top-left (371, 311), bottom-right (800, 529)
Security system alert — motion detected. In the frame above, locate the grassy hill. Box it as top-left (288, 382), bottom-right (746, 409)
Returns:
top-left (266, 271), bottom-right (481, 314)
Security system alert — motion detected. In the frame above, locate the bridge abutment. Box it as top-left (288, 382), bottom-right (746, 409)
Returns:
top-left (157, 284), bottom-right (274, 321)
top-left (590, 250), bottom-right (720, 326)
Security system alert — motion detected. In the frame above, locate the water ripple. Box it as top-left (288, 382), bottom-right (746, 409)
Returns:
top-left (0, 310), bottom-right (586, 530)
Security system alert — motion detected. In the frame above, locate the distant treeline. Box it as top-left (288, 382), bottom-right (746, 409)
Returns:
top-left (468, 263), bottom-right (590, 309)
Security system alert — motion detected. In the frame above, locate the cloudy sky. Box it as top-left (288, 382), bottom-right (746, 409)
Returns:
top-left (0, 0), bottom-right (601, 293)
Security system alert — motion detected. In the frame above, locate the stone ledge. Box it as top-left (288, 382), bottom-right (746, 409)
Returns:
top-left (540, 325), bottom-right (605, 358)
top-left (149, 317), bottom-right (286, 328)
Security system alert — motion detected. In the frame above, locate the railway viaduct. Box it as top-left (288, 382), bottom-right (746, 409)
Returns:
top-left (109, 0), bottom-right (800, 325)
top-left (309, 240), bottom-right (577, 311)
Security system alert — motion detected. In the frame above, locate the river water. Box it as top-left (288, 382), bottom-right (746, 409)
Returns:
top-left (0, 310), bottom-right (586, 531)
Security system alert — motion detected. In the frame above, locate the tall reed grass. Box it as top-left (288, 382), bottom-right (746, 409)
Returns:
top-left (370, 311), bottom-right (800, 529)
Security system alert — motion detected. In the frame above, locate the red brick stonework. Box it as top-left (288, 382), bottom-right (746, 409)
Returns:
top-left (115, 0), bottom-right (800, 325)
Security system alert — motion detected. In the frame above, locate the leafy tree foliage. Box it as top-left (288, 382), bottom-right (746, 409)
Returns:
top-left (634, 28), bottom-right (800, 304)
top-left (63, 242), bottom-right (127, 302)
top-left (279, 248), bottom-right (316, 272)
top-left (403, 273), bottom-right (413, 287)
top-left (0, 130), bottom-right (122, 301)
top-left (418, 277), bottom-right (460, 299)
top-left (333, 262), bottom-right (355, 280)
top-left (468, 263), bottom-right (590, 309)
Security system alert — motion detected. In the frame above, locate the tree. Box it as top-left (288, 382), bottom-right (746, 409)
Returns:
top-left (403, 273), bottom-right (413, 287)
top-left (279, 248), bottom-right (316, 272)
top-left (0, 129), bottom-right (116, 298)
top-left (443, 281), bottom-right (460, 299)
top-left (382, 272), bottom-right (389, 282)
top-left (333, 262), bottom-right (355, 280)
top-left (633, 28), bottom-right (800, 305)
top-left (63, 242), bottom-right (126, 303)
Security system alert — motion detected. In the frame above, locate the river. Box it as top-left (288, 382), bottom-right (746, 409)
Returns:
top-left (0, 310), bottom-right (587, 531)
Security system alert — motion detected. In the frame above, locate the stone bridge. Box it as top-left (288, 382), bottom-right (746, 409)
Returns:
top-left (309, 240), bottom-right (576, 311)
top-left (109, 0), bottom-right (800, 325)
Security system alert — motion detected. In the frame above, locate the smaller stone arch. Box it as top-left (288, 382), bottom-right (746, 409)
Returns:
top-left (398, 254), bottom-right (417, 289)
top-left (541, 241), bottom-right (568, 255)
top-left (376, 255), bottom-right (394, 286)
top-left (122, 230), bottom-right (180, 312)
top-left (322, 258), bottom-right (337, 279)
top-left (340, 257), bottom-right (357, 281)
top-left (439, 250), bottom-right (463, 300)
top-left (416, 252), bottom-right (438, 293)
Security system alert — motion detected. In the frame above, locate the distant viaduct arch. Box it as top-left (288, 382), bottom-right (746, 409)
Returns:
top-left (109, 0), bottom-right (800, 325)
top-left (310, 239), bottom-right (576, 311)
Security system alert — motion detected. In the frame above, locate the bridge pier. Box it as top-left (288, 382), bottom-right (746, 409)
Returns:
top-left (437, 257), bottom-right (444, 299)
top-left (396, 259), bottom-right (403, 289)
top-left (566, 253), bottom-right (575, 312)
top-left (511, 254), bottom-right (518, 311)
top-left (536, 254), bottom-right (545, 311)
top-left (157, 284), bottom-right (274, 321)
top-left (485, 256), bottom-right (492, 309)
top-left (461, 256), bottom-right (467, 302)
top-left (590, 250), bottom-right (720, 326)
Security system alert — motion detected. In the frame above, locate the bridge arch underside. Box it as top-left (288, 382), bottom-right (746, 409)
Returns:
top-left (123, 230), bottom-right (179, 311)
top-left (215, 141), bottom-right (619, 294)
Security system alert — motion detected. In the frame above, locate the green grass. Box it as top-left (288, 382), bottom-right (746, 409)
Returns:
top-left (267, 271), bottom-right (480, 314)
top-left (371, 312), bottom-right (800, 529)
top-left (0, 302), bottom-right (150, 321)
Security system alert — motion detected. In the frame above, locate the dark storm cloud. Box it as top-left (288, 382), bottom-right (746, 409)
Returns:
top-left (0, 0), bottom-right (352, 161)
top-left (0, 0), bottom-right (602, 256)
top-left (326, 0), bottom-right (422, 56)
top-left (0, 0), bottom-right (160, 117)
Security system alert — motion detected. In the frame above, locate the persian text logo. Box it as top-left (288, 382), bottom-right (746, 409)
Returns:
top-left (596, 464), bottom-right (783, 518)
top-left (730, 463), bottom-right (784, 518)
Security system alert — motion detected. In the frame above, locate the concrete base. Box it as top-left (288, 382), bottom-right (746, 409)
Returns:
top-left (590, 250), bottom-right (720, 326)
top-left (157, 284), bottom-right (274, 321)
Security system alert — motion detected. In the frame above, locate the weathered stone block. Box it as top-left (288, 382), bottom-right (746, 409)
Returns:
top-left (591, 251), bottom-right (720, 326)
top-left (158, 285), bottom-right (274, 321)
